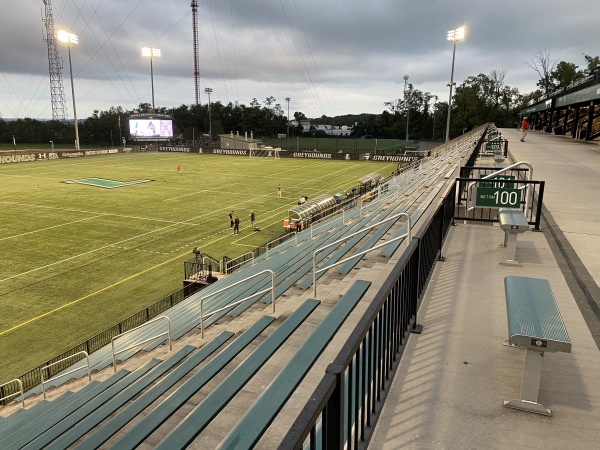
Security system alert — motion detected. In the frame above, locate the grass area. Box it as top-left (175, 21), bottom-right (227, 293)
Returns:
top-left (0, 152), bottom-right (396, 382)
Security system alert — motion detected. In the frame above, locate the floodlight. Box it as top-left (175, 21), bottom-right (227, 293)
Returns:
top-left (57, 30), bottom-right (78, 45)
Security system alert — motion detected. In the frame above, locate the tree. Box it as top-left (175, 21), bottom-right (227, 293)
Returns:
top-left (583, 55), bottom-right (600, 74)
top-left (550, 61), bottom-right (584, 89)
top-left (527, 50), bottom-right (557, 97)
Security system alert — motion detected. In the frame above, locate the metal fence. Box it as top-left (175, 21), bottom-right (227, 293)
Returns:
top-left (0, 287), bottom-right (186, 404)
top-left (455, 166), bottom-right (545, 230)
top-left (281, 182), bottom-right (456, 449)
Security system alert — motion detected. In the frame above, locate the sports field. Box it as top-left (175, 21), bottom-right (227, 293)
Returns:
top-left (0, 152), bottom-right (395, 382)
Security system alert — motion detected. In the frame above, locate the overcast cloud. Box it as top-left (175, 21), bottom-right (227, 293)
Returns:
top-left (1, 0), bottom-right (598, 120)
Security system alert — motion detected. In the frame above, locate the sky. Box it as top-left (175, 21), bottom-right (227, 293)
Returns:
top-left (0, 0), bottom-right (598, 121)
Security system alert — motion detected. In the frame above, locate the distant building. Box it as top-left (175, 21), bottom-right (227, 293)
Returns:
top-left (219, 131), bottom-right (263, 150)
top-left (289, 121), bottom-right (352, 136)
top-left (289, 119), bottom-right (311, 134)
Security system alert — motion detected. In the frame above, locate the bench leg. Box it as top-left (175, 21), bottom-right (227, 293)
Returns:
top-left (500, 232), bottom-right (521, 266)
top-left (504, 350), bottom-right (552, 416)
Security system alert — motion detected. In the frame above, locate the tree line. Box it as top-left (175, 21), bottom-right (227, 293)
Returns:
top-left (1, 52), bottom-right (598, 147)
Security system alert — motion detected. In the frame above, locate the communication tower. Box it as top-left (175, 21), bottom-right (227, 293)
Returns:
top-left (42, 0), bottom-right (68, 121)
top-left (191, 0), bottom-right (201, 105)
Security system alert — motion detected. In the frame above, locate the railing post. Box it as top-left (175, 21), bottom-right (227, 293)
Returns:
top-left (534, 181), bottom-right (545, 230)
top-left (411, 236), bottom-right (423, 334)
top-left (324, 368), bottom-right (344, 448)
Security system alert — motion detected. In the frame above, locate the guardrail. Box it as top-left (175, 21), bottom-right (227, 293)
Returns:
top-left (199, 269), bottom-right (275, 338)
top-left (111, 316), bottom-right (172, 372)
top-left (41, 351), bottom-right (91, 399)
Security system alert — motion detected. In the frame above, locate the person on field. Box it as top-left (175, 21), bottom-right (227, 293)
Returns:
top-left (249, 210), bottom-right (255, 228)
top-left (177, 164), bottom-right (181, 174)
top-left (277, 184), bottom-right (282, 198)
top-left (229, 211), bottom-right (234, 228)
top-left (234, 216), bottom-right (240, 235)
top-left (520, 117), bottom-right (529, 142)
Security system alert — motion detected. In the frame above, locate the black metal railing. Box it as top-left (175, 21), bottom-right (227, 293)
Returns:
top-left (281, 182), bottom-right (457, 449)
top-left (455, 170), bottom-right (545, 230)
top-left (1, 286), bottom-right (187, 404)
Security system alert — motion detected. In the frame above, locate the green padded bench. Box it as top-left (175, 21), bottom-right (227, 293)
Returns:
top-left (498, 208), bottom-right (530, 265)
top-left (503, 276), bottom-right (571, 416)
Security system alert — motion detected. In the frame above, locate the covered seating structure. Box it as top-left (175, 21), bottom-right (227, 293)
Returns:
top-left (284, 194), bottom-right (337, 231)
top-left (358, 172), bottom-right (382, 195)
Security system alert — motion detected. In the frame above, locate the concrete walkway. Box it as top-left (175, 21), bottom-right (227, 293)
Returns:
top-left (370, 129), bottom-right (600, 449)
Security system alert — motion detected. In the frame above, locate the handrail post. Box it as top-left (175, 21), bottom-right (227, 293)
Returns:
top-left (270, 270), bottom-right (276, 313)
top-left (200, 298), bottom-right (205, 339)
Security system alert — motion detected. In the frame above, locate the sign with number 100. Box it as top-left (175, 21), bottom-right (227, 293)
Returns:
top-left (476, 186), bottom-right (522, 208)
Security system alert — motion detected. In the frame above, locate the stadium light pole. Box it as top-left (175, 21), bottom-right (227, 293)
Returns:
top-left (142, 47), bottom-right (161, 111)
top-left (58, 30), bottom-right (80, 150)
top-left (445, 26), bottom-right (465, 143)
top-left (285, 97), bottom-right (291, 138)
top-left (205, 87), bottom-right (213, 141)
top-left (432, 95), bottom-right (438, 139)
top-left (403, 74), bottom-right (411, 144)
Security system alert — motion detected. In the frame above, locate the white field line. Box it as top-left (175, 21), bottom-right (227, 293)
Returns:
top-left (0, 201), bottom-right (201, 225)
top-left (0, 215), bottom-right (104, 242)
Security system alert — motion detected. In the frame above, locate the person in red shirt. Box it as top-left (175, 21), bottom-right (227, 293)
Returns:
top-left (520, 117), bottom-right (529, 142)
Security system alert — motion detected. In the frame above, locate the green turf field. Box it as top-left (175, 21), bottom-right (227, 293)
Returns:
top-left (0, 151), bottom-right (395, 382)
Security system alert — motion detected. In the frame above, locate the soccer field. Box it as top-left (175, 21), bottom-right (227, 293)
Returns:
top-left (0, 152), bottom-right (395, 382)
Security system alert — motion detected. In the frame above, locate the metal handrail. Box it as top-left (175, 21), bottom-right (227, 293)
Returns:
top-left (202, 255), bottom-right (221, 273)
top-left (111, 316), bottom-right (172, 372)
top-left (40, 351), bottom-right (91, 399)
top-left (466, 161), bottom-right (534, 214)
top-left (313, 212), bottom-right (411, 296)
top-left (0, 378), bottom-right (24, 407)
top-left (200, 269), bottom-right (275, 338)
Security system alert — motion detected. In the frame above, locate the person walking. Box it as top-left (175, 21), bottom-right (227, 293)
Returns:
top-left (229, 211), bottom-right (234, 228)
top-left (233, 216), bottom-right (240, 235)
top-left (520, 117), bottom-right (529, 142)
top-left (277, 184), bottom-right (282, 198)
top-left (177, 164), bottom-right (181, 174)
top-left (249, 210), bottom-right (255, 229)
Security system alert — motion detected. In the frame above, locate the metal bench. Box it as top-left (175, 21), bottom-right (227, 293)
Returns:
top-left (77, 331), bottom-right (233, 450)
top-left (110, 315), bottom-right (276, 449)
top-left (503, 276), bottom-right (571, 416)
top-left (216, 280), bottom-right (372, 450)
top-left (153, 299), bottom-right (322, 449)
top-left (498, 208), bottom-right (530, 265)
